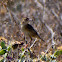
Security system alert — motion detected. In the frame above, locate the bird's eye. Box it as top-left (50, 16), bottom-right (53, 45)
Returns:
top-left (25, 18), bottom-right (29, 21)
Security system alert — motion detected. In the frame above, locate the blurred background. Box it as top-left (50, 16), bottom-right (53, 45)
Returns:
top-left (0, 0), bottom-right (62, 62)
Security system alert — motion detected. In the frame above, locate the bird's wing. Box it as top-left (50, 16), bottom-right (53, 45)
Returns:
top-left (25, 24), bottom-right (39, 36)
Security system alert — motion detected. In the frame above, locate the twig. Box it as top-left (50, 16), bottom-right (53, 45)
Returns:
top-left (51, 9), bottom-right (59, 20)
top-left (45, 24), bottom-right (56, 45)
top-left (29, 38), bottom-right (37, 49)
top-left (45, 43), bottom-right (52, 54)
top-left (34, 0), bottom-right (43, 10)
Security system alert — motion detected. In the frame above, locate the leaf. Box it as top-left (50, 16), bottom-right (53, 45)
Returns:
top-left (54, 50), bottom-right (62, 56)
top-left (21, 47), bottom-right (24, 51)
top-left (7, 46), bottom-right (11, 51)
top-left (0, 41), bottom-right (7, 49)
top-left (0, 49), bottom-right (6, 55)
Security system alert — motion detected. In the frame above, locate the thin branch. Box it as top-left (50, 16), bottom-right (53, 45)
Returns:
top-left (46, 24), bottom-right (56, 45)
top-left (34, 0), bottom-right (43, 10)
top-left (29, 38), bottom-right (37, 49)
top-left (45, 43), bottom-right (52, 54)
top-left (51, 9), bottom-right (59, 19)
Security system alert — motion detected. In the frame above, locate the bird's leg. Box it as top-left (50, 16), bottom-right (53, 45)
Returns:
top-left (24, 36), bottom-right (28, 44)
top-left (24, 35), bottom-right (32, 48)
top-left (24, 36), bottom-right (28, 48)
top-left (29, 36), bottom-right (32, 46)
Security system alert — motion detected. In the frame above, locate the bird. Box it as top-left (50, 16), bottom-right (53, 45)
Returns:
top-left (21, 17), bottom-right (44, 42)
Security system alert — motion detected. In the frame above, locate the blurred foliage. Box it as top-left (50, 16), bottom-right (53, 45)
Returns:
top-left (54, 50), bottom-right (62, 56)
top-left (0, 41), bottom-right (7, 49)
top-left (0, 49), bottom-right (6, 55)
top-left (0, 38), bottom-right (62, 61)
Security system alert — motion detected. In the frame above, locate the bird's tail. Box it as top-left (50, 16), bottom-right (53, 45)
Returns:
top-left (37, 35), bottom-right (45, 42)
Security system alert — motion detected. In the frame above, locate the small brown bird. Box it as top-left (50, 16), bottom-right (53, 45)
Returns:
top-left (21, 18), bottom-right (44, 41)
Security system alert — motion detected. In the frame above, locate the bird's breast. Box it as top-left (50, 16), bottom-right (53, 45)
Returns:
top-left (21, 24), bottom-right (29, 35)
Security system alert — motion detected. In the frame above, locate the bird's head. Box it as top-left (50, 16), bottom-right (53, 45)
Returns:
top-left (21, 17), bottom-right (30, 25)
